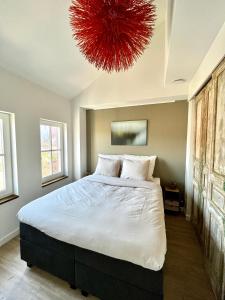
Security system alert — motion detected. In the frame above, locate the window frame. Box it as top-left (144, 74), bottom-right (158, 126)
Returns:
top-left (0, 112), bottom-right (14, 199)
top-left (40, 119), bottom-right (67, 184)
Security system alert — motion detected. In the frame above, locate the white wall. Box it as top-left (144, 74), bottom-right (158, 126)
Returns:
top-left (72, 103), bottom-right (87, 179)
top-left (0, 67), bottom-right (73, 246)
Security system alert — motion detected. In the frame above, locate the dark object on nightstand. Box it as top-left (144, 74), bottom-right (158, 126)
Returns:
top-left (163, 185), bottom-right (182, 213)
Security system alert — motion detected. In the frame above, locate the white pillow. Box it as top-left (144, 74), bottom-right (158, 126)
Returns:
top-left (120, 159), bottom-right (149, 181)
top-left (94, 157), bottom-right (120, 177)
top-left (123, 155), bottom-right (157, 180)
top-left (99, 154), bottom-right (123, 161)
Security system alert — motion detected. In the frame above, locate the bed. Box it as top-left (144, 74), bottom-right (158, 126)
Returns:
top-left (18, 175), bottom-right (166, 300)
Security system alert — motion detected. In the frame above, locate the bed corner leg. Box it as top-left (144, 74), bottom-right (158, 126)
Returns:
top-left (81, 290), bottom-right (89, 297)
top-left (27, 262), bottom-right (33, 268)
top-left (70, 283), bottom-right (77, 290)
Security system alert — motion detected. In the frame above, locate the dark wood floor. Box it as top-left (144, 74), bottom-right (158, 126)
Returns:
top-left (164, 214), bottom-right (215, 300)
top-left (0, 215), bottom-right (215, 300)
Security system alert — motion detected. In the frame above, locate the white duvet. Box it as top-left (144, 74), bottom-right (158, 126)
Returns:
top-left (18, 175), bottom-right (167, 271)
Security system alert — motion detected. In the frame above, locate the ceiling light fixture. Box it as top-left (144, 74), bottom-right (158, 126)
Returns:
top-left (173, 79), bottom-right (186, 84)
top-left (69, 0), bottom-right (156, 73)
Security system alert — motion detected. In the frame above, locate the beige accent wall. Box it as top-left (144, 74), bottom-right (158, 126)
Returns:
top-left (87, 101), bottom-right (188, 190)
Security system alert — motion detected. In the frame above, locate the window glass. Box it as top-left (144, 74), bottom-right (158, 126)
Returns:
top-left (0, 111), bottom-right (16, 198)
top-left (40, 119), bottom-right (66, 183)
top-left (0, 156), bottom-right (6, 192)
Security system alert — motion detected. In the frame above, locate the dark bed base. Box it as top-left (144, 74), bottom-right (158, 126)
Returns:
top-left (20, 223), bottom-right (163, 300)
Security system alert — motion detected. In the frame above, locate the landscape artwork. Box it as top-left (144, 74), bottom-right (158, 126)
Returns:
top-left (111, 120), bottom-right (147, 146)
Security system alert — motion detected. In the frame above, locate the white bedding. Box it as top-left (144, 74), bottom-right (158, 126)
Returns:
top-left (18, 175), bottom-right (166, 271)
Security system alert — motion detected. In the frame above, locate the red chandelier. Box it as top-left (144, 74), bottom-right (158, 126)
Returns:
top-left (69, 0), bottom-right (156, 72)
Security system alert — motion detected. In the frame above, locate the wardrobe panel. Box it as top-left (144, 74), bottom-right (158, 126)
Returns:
top-left (211, 186), bottom-right (225, 211)
top-left (214, 68), bottom-right (225, 176)
top-left (191, 58), bottom-right (225, 300)
top-left (195, 93), bottom-right (204, 160)
top-left (205, 84), bottom-right (214, 166)
top-left (208, 206), bottom-right (224, 299)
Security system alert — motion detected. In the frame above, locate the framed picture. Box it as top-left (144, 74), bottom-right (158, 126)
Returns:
top-left (111, 120), bottom-right (148, 146)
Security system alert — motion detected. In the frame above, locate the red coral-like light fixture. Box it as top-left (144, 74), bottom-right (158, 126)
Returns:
top-left (69, 0), bottom-right (156, 72)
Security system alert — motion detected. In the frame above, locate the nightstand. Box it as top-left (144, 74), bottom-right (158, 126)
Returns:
top-left (163, 186), bottom-right (181, 213)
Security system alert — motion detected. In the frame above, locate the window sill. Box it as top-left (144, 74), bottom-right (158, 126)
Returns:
top-left (0, 194), bottom-right (19, 205)
top-left (42, 175), bottom-right (68, 188)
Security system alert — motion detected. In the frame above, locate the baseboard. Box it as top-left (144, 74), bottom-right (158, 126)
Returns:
top-left (0, 227), bottom-right (19, 247)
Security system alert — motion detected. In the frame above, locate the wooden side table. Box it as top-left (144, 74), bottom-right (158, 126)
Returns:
top-left (163, 186), bottom-right (181, 213)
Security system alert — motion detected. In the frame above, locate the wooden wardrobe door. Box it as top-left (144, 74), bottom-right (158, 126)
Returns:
top-left (191, 59), bottom-right (225, 300)
top-left (193, 88), bottom-right (208, 233)
top-left (201, 81), bottom-right (214, 247)
top-left (193, 90), bottom-right (203, 226)
top-left (207, 60), bottom-right (225, 300)
top-left (212, 62), bottom-right (225, 185)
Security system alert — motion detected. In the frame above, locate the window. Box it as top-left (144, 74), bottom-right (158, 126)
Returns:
top-left (0, 111), bottom-right (17, 200)
top-left (40, 119), bottom-right (67, 184)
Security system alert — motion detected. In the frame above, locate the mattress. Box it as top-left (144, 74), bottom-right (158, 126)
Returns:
top-left (18, 175), bottom-right (166, 271)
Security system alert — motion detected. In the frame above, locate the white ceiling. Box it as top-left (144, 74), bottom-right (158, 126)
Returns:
top-left (75, 22), bottom-right (188, 109)
top-left (165, 0), bottom-right (225, 85)
top-left (0, 0), bottom-right (224, 101)
top-left (0, 0), bottom-right (165, 99)
top-left (0, 0), bottom-right (103, 98)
